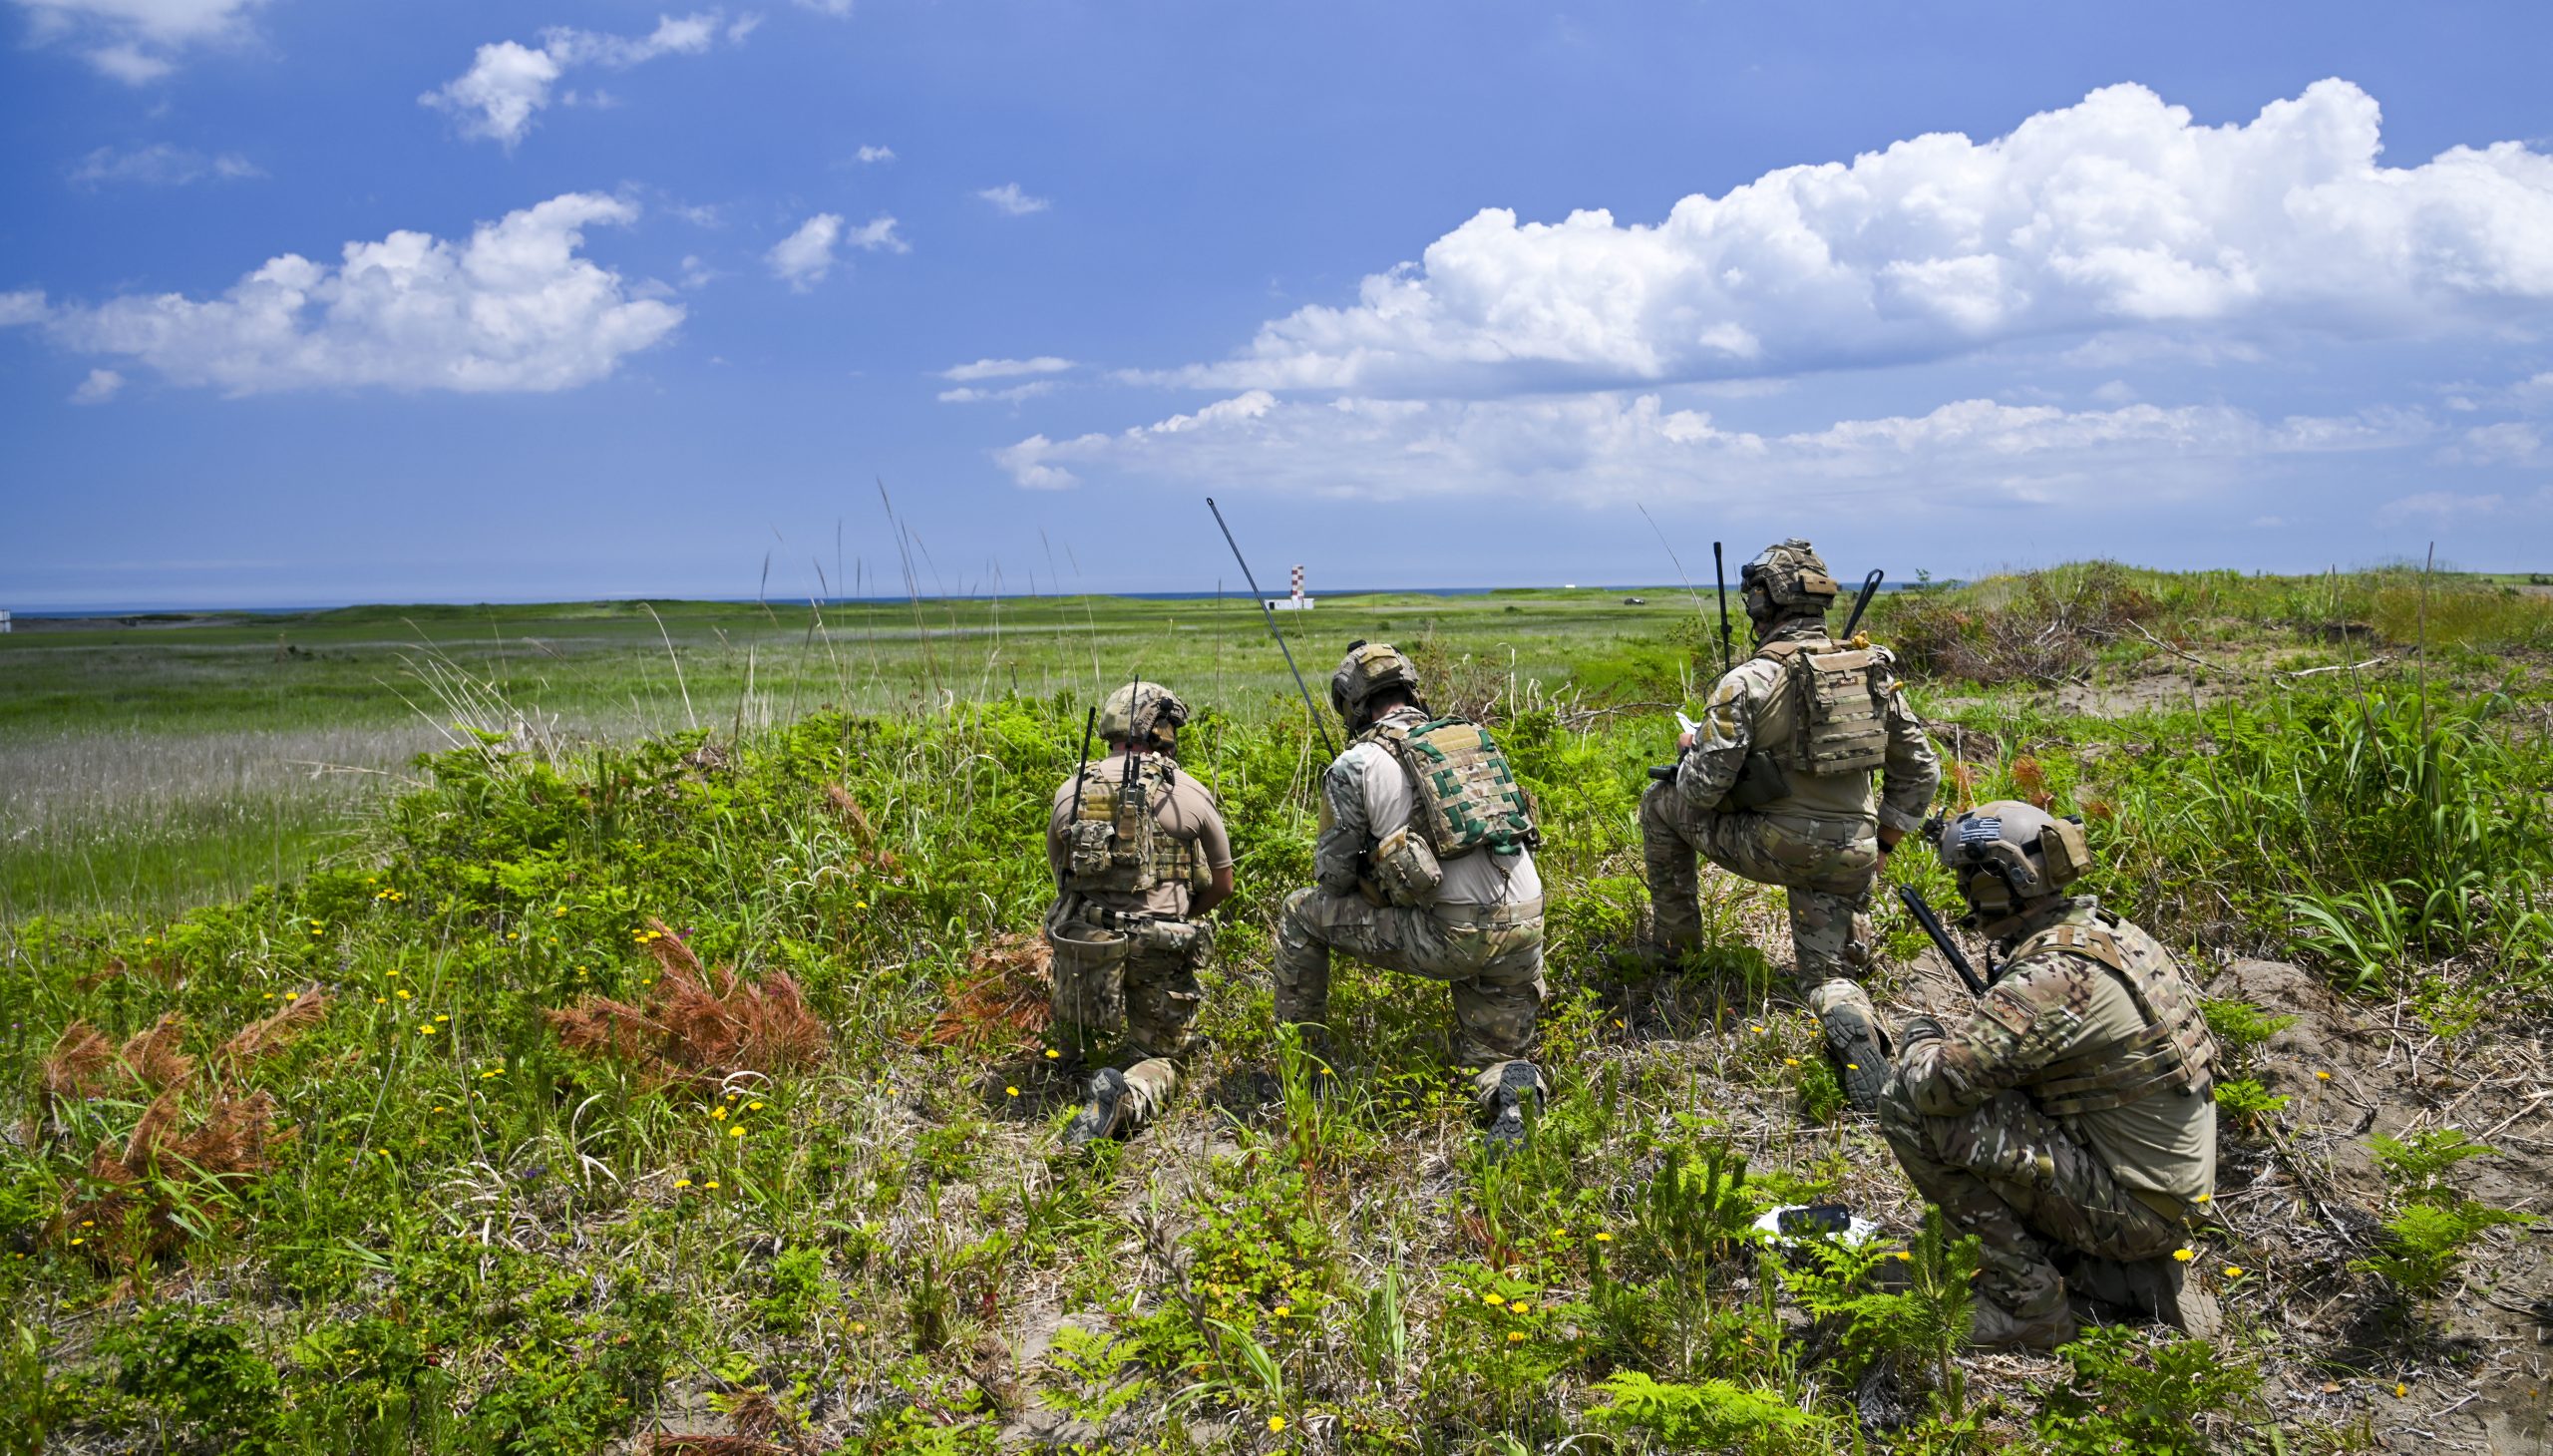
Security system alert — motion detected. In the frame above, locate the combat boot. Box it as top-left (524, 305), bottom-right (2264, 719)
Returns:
top-left (2072, 1255), bottom-right (2222, 1339)
top-left (1483, 1062), bottom-right (1544, 1149)
top-left (1805, 980), bottom-right (1893, 1114)
top-left (1062, 1068), bottom-right (1127, 1149)
top-left (1968, 1293), bottom-right (2078, 1351)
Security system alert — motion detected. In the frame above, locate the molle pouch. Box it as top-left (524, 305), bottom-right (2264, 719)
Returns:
top-left (1044, 913), bottom-right (1131, 1031)
top-left (1066, 819), bottom-right (1115, 880)
top-left (1132, 916), bottom-right (1210, 959)
top-left (1370, 824), bottom-right (1444, 907)
top-left (1723, 751), bottom-right (1792, 811)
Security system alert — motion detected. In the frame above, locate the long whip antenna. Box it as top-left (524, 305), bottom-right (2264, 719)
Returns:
top-left (1206, 498), bottom-right (1338, 758)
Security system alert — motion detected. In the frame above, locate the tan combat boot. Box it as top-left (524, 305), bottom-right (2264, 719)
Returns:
top-left (2073, 1255), bottom-right (2222, 1339)
top-left (1968, 1293), bottom-right (2079, 1351)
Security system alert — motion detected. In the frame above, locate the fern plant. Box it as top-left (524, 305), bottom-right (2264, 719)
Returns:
top-left (2349, 1129), bottom-right (2538, 1302)
top-left (1587, 1370), bottom-right (1831, 1454)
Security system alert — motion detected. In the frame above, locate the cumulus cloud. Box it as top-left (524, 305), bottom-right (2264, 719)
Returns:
top-left (422, 12), bottom-right (735, 148)
top-left (855, 144), bottom-right (896, 164)
top-left (941, 355), bottom-right (1073, 382)
top-left (766, 212), bottom-right (905, 289)
top-left (977, 182), bottom-right (1049, 216)
top-left (14, 0), bottom-right (265, 82)
top-left (69, 368), bottom-right (123, 404)
top-left (767, 213), bottom-right (844, 289)
top-left (994, 390), bottom-right (2421, 502)
top-left (30, 192), bottom-right (681, 394)
top-left (1154, 80), bottom-right (2553, 396)
top-left (68, 143), bottom-right (261, 187)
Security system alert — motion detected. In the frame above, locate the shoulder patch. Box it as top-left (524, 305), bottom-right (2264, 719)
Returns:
top-left (1980, 989), bottom-right (2037, 1036)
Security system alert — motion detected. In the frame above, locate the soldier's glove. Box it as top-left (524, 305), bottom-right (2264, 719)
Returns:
top-left (1897, 1015), bottom-right (1949, 1049)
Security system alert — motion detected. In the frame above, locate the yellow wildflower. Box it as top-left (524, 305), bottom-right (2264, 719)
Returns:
top-left (2173, 1248), bottom-right (2195, 1262)
top-left (1273, 1304), bottom-right (1291, 1317)
top-left (1595, 1232), bottom-right (1613, 1243)
top-left (1506, 1330), bottom-right (1526, 1343)
top-left (712, 1107), bottom-right (728, 1121)
top-left (1267, 1416), bottom-right (1286, 1433)
top-left (2224, 1266), bottom-right (2245, 1277)
top-left (674, 1179), bottom-right (692, 1188)
top-left (729, 1127), bottom-right (745, 1139)
top-left (1006, 1086), bottom-right (1020, 1097)
top-left (1483, 1291), bottom-right (1506, 1306)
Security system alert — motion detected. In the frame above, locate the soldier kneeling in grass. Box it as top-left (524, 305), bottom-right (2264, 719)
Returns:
top-left (1274, 642), bottom-right (1549, 1146)
top-left (1879, 801), bottom-right (2223, 1349)
top-left (1044, 681), bottom-right (1234, 1147)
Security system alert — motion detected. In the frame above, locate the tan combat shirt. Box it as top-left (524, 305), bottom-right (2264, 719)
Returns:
top-left (1313, 706), bottom-right (1543, 910)
top-left (1047, 751), bottom-right (1233, 919)
top-left (1896, 900), bottom-right (2218, 1210)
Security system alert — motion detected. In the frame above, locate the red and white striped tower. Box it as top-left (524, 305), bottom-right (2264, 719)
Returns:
top-left (1290, 564), bottom-right (1304, 604)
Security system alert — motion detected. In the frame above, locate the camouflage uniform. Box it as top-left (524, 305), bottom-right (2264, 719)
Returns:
top-left (1047, 744), bottom-right (1232, 1137)
top-left (1881, 897), bottom-right (2218, 1322)
top-left (1640, 616), bottom-right (1939, 986)
top-left (1275, 702), bottom-right (1547, 1107)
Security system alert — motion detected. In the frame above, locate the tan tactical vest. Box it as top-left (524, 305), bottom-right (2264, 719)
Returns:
top-left (1060, 757), bottom-right (1203, 897)
top-left (1756, 638), bottom-right (1890, 777)
top-left (2021, 915), bottom-right (2217, 1117)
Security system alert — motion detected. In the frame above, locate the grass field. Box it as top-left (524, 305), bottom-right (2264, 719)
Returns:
top-left (2, 562), bottom-right (2549, 1454)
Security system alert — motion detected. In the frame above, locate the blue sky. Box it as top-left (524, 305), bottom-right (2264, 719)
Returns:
top-left (4, 0), bottom-right (2550, 609)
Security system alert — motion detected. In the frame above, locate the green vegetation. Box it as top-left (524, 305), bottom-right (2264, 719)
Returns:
top-left (2, 563), bottom-right (2547, 1451)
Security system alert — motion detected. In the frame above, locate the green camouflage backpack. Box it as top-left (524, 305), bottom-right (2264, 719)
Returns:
top-left (1365, 716), bottom-right (1541, 861)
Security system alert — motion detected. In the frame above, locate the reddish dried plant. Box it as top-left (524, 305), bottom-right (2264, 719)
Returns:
top-left (2009, 757), bottom-right (2056, 810)
top-left (547, 919), bottom-right (827, 1087)
top-left (915, 932), bottom-right (1053, 1053)
top-left (823, 783), bottom-right (901, 874)
top-left (217, 990), bottom-right (333, 1071)
top-left (65, 1087), bottom-right (284, 1270)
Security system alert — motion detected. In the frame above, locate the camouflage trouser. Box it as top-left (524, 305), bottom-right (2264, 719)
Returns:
top-left (1273, 888), bottom-right (1546, 1107)
top-left (1638, 784), bottom-right (1878, 989)
top-left (1051, 925), bottom-right (1207, 1137)
top-left (1879, 1084), bottom-right (2187, 1316)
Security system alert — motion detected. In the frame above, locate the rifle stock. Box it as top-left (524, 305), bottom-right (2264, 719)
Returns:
top-left (1897, 885), bottom-right (1991, 997)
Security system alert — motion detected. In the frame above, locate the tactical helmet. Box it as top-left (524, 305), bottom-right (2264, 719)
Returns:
top-left (1099, 680), bottom-right (1188, 748)
top-left (1329, 640), bottom-right (1422, 727)
top-left (1740, 539), bottom-right (1841, 628)
top-left (1932, 800), bottom-right (2094, 926)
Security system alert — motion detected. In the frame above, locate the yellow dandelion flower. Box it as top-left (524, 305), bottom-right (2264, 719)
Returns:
top-left (2316, 1070), bottom-right (2332, 1081)
top-left (1044, 1048), bottom-right (1061, 1059)
top-left (1784, 1057), bottom-right (1800, 1067)
top-left (1483, 1291), bottom-right (1506, 1306)
top-left (375, 997), bottom-right (386, 1004)
top-left (506, 932), bottom-right (520, 941)
top-left (386, 968), bottom-right (399, 977)
top-left (81, 1220), bottom-right (95, 1228)
top-left (1006, 1086), bottom-right (1020, 1097)
top-left (704, 1180), bottom-right (720, 1189)
top-left (748, 1101), bottom-right (765, 1111)
top-left (2224, 1266), bottom-right (2245, 1277)
top-left (1595, 1232), bottom-right (1613, 1243)
top-left (1506, 1330), bottom-right (1526, 1343)
top-left (285, 991), bottom-right (299, 1001)
top-left (2173, 1248), bottom-right (2195, 1262)
top-left (729, 1126), bottom-right (745, 1138)
top-left (397, 989), bottom-right (411, 999)
top-left (2194, 1192), bottom-right (2211, 1203)
top-left (674, 1179), bottom-right (692, 1188)
top-left (70, 1238), bottom-right (85, 1247)
top-left (712, 1107), bottom-right (728, 1121)
top-left (2394, 1383), bottom-right (2407, 1398)
top-left (1893, 1252), bottom-right (1914, 1262)
top-left (1510, 1299), bottom-right (1532, 1313)
top-left (434, 1014), bottom-right (450, 1023)
top-left (1267, 1416), bottom-right (1286, 1433)
top-left (1273, 1304), bottom-right (1291, 1317)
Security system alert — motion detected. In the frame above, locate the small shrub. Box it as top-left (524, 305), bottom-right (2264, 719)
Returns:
top-left (2212, 1078), bottom-right (2291, 1133)
top-left (2034, 1325), bottom-right (2265, 1456)
top-left (547, 918), bottom-right (827, 1086)
top-left (2349, 1129), bottom-right (2539, 1301)
top-left (1588, 1371), bottom-right (1830, 1453)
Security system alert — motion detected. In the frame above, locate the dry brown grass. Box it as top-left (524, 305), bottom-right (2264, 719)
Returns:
top-left (547, 918), bottom-right (829, 1087)
top-left (823, 782), bottom-right (901, 874)
top-left (63, 1087), bottom-right (285, 1270)
top-left (216, 990), bottom-right (333, 1070)
top-left (1891, 563), bottom-right (2163, 686)
top-left (914, 931), bottom-right (1053, 1053)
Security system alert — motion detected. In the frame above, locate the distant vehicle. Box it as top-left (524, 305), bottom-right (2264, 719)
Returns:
top-left (1622, 596), bottom-right (1646, 605)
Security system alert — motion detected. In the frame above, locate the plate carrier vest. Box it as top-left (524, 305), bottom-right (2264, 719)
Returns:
top-left (1359, 715), bottom-right (1540, 861)
top-left (2019, 913), bottom-right (2217, 1117)
top-left (1756, 638), bottom-right (1890, 777)
top-left (1061, 757), bottom-right (1203, 899)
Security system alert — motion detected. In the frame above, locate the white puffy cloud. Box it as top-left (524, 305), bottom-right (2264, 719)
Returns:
top-left (994, 390), bottom-right (2422, 503)
top-left (33, 193), bottom-right (682, 394)
top-left (977, 182), bottom-right (1050, 216)
top-left (68, 143), bottom-right (261, 187)
top-left (69, 368), bottom-right (123, 404)
top-left (2442, 421), bottom-right (2543, 466)
top-left (767, 213), bottom-right (844, 290)
top-left (1159, 80), bottom-right (2553, 396)
top-left (941, 355), bottom-right (1072, 382)
top-left (796, 0), bottom-right (853, 15)
top-left (14, 0), bottom-right (265, 82)
top-left (422, 13), bottom-right (735, 148)
top-left (846, 215), bottom-right (910, 254)
top-left (766, 213), bottom-right (905, 289)
top-left (855, 145), bottom-right (896, 164)
top-left (0, 290), bottom-right (50, 326)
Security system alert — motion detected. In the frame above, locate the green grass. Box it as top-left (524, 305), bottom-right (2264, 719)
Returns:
top-left (2, 565), bottom-right (2548, 1454)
